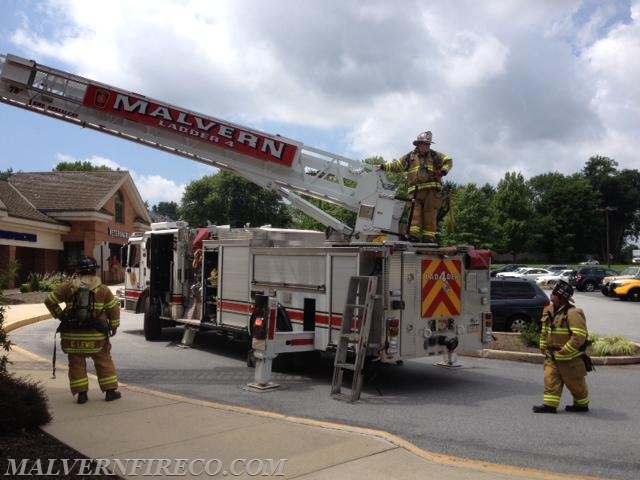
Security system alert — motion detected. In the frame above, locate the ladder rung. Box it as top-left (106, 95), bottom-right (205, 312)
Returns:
top-left (334, 362), bottom-right (356, 370)
top-left (345, 303), bottom-right (366, 309)
top-left (341, 333), bottom-right (360, 340)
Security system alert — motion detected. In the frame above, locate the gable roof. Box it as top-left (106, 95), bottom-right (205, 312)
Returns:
top-left (0, 180), bottom-right (62, 225)
top-left (8, 171), bottom-right (151, 224)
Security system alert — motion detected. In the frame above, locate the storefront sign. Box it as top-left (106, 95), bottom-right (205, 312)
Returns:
top-left (0, 230), bottom-right (37, 242)
top-left (108, 228), bottom-right (130, 239)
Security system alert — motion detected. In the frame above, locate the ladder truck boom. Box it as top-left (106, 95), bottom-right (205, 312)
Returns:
top-left (0, 53), bottom-right (402, 240)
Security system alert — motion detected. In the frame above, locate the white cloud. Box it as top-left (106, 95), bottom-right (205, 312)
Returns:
top-left (6, 0), bottom-right (640, 192)
top-left (54, 153), bottom-right (185, 205)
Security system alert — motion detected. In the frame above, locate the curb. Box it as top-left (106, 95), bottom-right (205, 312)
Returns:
top-left (465, 349), bottom-right (640, 365)
top-left (4, 313), bottom-right (52, 333)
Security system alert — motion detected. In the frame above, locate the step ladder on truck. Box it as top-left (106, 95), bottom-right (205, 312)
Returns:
top-left (0, 53), bottom-right (494, 400)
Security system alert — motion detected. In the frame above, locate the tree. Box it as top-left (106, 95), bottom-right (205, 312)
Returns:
top-left (528, 172), bottom-right (600, 261)
top-left (441, 183), bottom-right (498, 248)
top-left (493, 172), bottom-right (537, 260)
top-left (151, 201), bottom-right (179, 221)
top-left (178, 171), bottom-right (291, 228)
top-left (582, 156), bottom-right (640, 260)
top-left (0, 168), bottom-right (16, 180)
top-left (53, 161), bottom-right (114, 171)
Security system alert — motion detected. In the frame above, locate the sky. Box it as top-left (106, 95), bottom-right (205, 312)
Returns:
top-left (0, 0), bottom-right (639, 207)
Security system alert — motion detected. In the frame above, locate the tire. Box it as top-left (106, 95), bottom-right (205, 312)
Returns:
top-left (628, 288), bottom-right (640, 302)
top-left (143, 296), bottom-right (162, 341)
top-left (507, 315), bottom-right (530, 333)
top-left (583, 281), bottom-right (596, 292)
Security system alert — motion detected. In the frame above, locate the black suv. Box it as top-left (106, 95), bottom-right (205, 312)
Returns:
top-left (490, 278), bottom-right (549, 332)
top-left (570, 267), bottom-right (619, 292)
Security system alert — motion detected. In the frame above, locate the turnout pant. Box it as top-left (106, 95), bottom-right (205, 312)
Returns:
top-left (542, 357), bottom-right (589, 408)
top-left (68, 342), bottom-right (118, 394)
top-left (409, 189), bottom-right (442, 242)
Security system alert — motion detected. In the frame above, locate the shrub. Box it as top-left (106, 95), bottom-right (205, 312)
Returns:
top-left (0, 373), bottom-right (52, 433)
top-left (520, 322), bottom-right (540, 348)
top-left (0, 295), bottom-right (9, 374)
top-left (0, 260), bottom-right (20, 290)
top-left (28, 272), bottom-right (41, 292)
top-left (592, 336), bottom-right (639, 357)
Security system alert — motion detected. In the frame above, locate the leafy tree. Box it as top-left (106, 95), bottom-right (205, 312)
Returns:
top-left (178, 171), bottom-right (291, 228)
top-left (53, 161), bottom-right (114, 171)
top-left (582, 156), bottom-right (640, 260)
top-left (0, 168), bottom-right (16, 180)
top-left (493, 172), bottom-right (536, 260)
top-left (151, 201), bottom-right (179, 220)
top-left (528, 172), bottom-right (600, 261)
top-left (441, 183), bottom-right (498, 248)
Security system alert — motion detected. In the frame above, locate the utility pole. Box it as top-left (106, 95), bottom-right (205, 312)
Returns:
top-left (599, 207), bottom-right (617, 268)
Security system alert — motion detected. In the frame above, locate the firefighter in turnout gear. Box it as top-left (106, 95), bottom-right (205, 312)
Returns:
top-left (45, 256), bottom-right (122, 404)
top-left (533, 280), bottom-right (590, 414)
top-left (380, 131), bottom-right (452, 242)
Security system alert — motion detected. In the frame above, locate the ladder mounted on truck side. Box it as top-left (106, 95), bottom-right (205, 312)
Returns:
top-left (0, 53), bottom-right (404, 241)
top-left (331, 276), bottom-right (378, 402)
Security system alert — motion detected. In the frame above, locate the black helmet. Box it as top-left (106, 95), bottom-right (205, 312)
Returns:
top-left (76, 256), bottom-right (98, 275)
top-left (551, 280), bottom-right (573, 300)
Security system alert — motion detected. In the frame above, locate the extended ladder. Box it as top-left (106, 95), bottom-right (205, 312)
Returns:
top-left (331, 276), bottom-right (378, 402)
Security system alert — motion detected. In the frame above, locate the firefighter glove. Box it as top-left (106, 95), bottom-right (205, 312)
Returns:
top-left (110, 328), bottom-right (117, 337)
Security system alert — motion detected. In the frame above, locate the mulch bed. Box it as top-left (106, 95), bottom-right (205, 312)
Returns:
top-left (0, 429), bottom-right (120, 479)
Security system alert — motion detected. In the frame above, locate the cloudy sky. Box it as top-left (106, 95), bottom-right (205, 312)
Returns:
top-left (0, 0), bottom-right (638, 206)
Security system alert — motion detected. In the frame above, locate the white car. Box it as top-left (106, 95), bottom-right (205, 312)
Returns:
top-left (536, 269), bottom-right (574, 287)
top-left (633, 257), bottom-right (640, 264)
top-left (497, 267), bottom-right (553, 281)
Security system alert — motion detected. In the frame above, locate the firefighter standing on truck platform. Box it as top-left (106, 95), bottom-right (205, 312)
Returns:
top-left (44, 256), bottom-right (122, 404)
top-left (379, 131), bottom-right (452, 243)
top-left (533, 280), bottom-right (590, 414)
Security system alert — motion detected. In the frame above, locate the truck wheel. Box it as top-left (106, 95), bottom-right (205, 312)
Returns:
top-left (583, 281), bottom-right (596, 292)
top-left (143, 296), bottom-right (162, 341)
top-left (507, 315), bottom-right (530, 333)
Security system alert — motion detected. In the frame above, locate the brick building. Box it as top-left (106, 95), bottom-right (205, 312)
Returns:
top-left (0, 171), bottom-right (151, 286)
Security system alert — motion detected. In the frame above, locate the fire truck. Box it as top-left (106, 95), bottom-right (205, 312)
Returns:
top-left (1, 53), bottom-right (493, 397)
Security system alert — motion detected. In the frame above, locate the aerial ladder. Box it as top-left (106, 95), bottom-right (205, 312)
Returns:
top-left (0, 53), bottom-right (494, 400)
top-left (0, 53), bottom-right (403, 242)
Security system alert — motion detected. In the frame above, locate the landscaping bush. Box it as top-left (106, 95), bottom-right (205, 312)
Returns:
top-left (592, 336), bottom-right (639, 357)
top-left (0, 373), bottom-right (52, 434)
top-left (520, 322), bottom-right (540, 348)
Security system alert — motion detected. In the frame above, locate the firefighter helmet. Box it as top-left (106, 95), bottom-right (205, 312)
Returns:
top-left (413, 131), bottom-right (434, 146)
top-left (76, 256), bottom-right (98, 275)
top-left (551, 280), bottom-right (573, 300)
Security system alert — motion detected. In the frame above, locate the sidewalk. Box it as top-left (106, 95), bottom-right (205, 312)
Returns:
top-left (3, 292), bottom-right (604, 479)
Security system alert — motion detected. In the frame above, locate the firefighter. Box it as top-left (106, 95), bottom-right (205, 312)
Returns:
top-left (45, 256), bottom-right (122, 404)
top-left (379, 131), bottom-right (452, 243)
top-left (533, 280), bottom-right (590, 413)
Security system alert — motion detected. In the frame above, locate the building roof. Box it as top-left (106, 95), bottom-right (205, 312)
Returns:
top-left (7, 171), bottom-right (151, 224)
top-left (0, 180), bottom-right (62, 224)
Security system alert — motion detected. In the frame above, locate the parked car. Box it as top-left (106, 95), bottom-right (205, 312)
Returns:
top-left (601, 267), bottom-right (640, 296)
top-left (490, 277), bottom-right (550, 332)
top-left (613, 279), bottom-right (640, 301)
top-left (490, 264), bottom-right (527, 277)
top-left (536, 269), bottom-right (574, 287)
top-left (496, 267), bottom-right (552, 281)
top-left (579, 259), bottom-right (599, 265)
top-left (633, 257), bottom-right (640, 264)
top-left (569, 267), bottom-right (619, 292)
top-left (545, 264), bottom-right (571, 272)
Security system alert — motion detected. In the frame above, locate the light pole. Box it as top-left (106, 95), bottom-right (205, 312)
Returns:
top-left (599, 206), bottom-right (617, 268)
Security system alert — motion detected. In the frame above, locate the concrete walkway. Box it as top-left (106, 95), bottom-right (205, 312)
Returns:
top-left (2, 290), bottom-right (605, 479)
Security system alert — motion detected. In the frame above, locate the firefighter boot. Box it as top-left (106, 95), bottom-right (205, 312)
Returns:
top-left (77, 391), bottom-right (88, 404)
top-left (532, 405), bottom-right (557, 414)
top-left (105, 389), bottom-right (122, 402)
top-left (565, 405), bottom-right (589, 412)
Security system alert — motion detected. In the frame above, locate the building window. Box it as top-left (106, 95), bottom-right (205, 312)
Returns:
top-left (115, 191), bottom-right (125, 224)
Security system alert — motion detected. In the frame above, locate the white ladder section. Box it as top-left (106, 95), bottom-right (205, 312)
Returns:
top-left (331, 276), bottom-right (378, 402)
